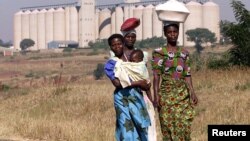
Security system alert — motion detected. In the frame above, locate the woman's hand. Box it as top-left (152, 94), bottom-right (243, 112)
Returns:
top-left (190, 92), bottom-right (198, 106)
top-left (130, 79), bottom-right (151, 91)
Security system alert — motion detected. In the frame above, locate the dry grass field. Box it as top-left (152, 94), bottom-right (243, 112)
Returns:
top-left (0, 46), bottom-right (249, 141)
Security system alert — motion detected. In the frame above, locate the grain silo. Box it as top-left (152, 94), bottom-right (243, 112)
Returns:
top-left (124, 5), bottom-right (135, 21)
top-left (95, 8), bottom-right (100, 39)
top-left (53, 7), bottom-right (65, 41)
top-left (99, 8), bottom-right (111, 39)
top-left (45, 8), bottom-right (54, 45)
top-left (178, 23), bottom-right (184, 46)
top-left (184, 1), bottom-right (203, 47)
top-left (142, 4), bottom-right (154, 40)
top-left (37, 9), bottom-right (46, 50)
top-left (65, 7), bottom-right (70, 41)
top-left (21, 10), bottom-right (31, 39)
top-left (203, 1), bottom-right (220, 43)
top-left (133, 5), bottom-right (144, 40)
top-left (14, 11), bottom-right (22, 50)
top-left (152, 4), bottom-right (163, 38)
top-left (111, 8), bottom-right (116, 34)
top-left (29, 9), bottom-right (38, 50)
top-left (79, 0), bottom-right (96, 47)
top-left (70, 6), bottom-right (78, 42)
top-left (115, 6), bottom-right (124, 34)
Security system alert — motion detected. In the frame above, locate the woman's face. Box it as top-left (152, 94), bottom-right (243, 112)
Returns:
top-left (110, 38), bottom-right (123, 57)
top-left (124, 33), bottom-right (136, 48)
top-left (164, 25), bottom-right (179, 44)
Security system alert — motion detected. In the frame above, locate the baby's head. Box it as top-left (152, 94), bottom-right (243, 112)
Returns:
top-left (130, 49), bottom-right (144, 62)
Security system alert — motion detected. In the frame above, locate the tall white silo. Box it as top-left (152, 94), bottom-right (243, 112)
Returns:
top-left (152, 5), bottom-right (163, 38)
top-left (178, 23), bottom-right (184, 46)
top-left (14, 11), bottom-right (22, 50)
top-left (29, 9), bottom-right (38, 50)
top-left (53, 7), bottom-right (65, 41)
top-left (124, 5), bottom-right (135, 21)
top-left (79, 0), bottom-right (96, 48)
top-left (115, 6), bottom-right (124, 34)
top-left (111, 8), bottom-right (116, 34)
top-left (133, 5), bottom-right (144, 41)
top-left (65, 7), bottom-right (70, 41)
top-left (184, 1), bottom-right (203, 47)
top-left (95, 8), bottom-right (100, 39)
top-left (37, 9), bottom-right (46, 50)
top-left (142, 4), bottom-right (154, 40)
top-left (70, 6), bottom-right (78, 42)
top-left (21, 10), bottom-right (31, 40)
top-left (99, 8), bottom-right (111, 39)
top-left (45, 8), bottom-right (54, 45)
top-left (203, 1), bottom-right (220, 43)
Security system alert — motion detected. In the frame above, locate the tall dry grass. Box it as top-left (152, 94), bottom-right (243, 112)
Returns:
top-left (0, 49), bottom-right (249, 141)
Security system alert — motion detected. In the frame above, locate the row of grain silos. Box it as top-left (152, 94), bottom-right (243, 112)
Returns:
top-left (14, 0), bottom-right (220, 50)
top-left (14, 6), bottom-right (79, 50)
top-left (96, 0), bottom-right (220, 47)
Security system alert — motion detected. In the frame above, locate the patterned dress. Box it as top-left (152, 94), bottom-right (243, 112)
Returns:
top-left (104, 59), bottom-right (151, 141)
top-left (151, 47), bottom-right (196, 141)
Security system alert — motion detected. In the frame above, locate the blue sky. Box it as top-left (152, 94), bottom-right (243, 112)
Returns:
top-left (0, 0), bottom-right (249, 42)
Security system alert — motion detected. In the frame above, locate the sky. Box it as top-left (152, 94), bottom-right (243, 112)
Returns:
top-left (0, 0), bottom-right (249, 42)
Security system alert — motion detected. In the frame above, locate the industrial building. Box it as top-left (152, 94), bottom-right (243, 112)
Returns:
top-left (13, 0), bottom-right (220, 50)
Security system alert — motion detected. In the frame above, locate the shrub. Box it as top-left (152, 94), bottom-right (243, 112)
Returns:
top-left (93, 63), bottom-right (105, 80)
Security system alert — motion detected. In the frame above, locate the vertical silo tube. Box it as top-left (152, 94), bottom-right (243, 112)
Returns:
top-left (153, 5), bottom-right (163, 38)
top-left (133, 5), bottom-right (144, 41)
top-left (29, 9), bottom-right (38, 50)
top-left (21, 10), bottom-right (31, 40)
top-left (111, 8), bottom-right (116, 34)
top-left (65, 7), bottom-right (71, 41)
top-left (184, 1), bottom-right (203, 47)
top-left (70, 6), bottom-right (78, 42)
top-left (37, 9), bottom-right (46, 50)
top-left (203, 1), bottom-right (220, 43)
top-left (115, 6), bottom-right (124, 34)
top-left (142, 5), bottom-right (153, 40)
top-left (53, 7), bottom-right (65, 41)
top-left (99, 8), bottom-right (111, 39)
top-left (95, 9), bottom-right (100, 40)
top-left (14, 11), bottom-right (22, 50)
top-left (45, 8), bottom-right (54, 45)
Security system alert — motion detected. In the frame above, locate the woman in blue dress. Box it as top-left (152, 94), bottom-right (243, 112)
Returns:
top-left (104, 33), bottom-right (151, 141)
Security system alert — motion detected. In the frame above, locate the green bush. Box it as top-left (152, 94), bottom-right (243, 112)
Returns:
top-left (93, 63), bottom-right (105, 80)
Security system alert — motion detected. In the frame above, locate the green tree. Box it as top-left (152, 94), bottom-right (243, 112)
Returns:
top-left (222, 0), bottom-right (250, 66)
top-left (186, 28), bottom-right (217, 54)
top-left (20, 39), bottom-right (35, 51)
top-left (93, 63), bottom-right (105, 80)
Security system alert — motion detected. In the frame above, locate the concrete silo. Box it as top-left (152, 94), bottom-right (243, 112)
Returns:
top-left (203, 1), bottom-right (220, 43)
top-left (79, 0), bottom-right (96, 48)
top-left (111, 8), bottom-right (116, 34)
top-left (95, 9), bottom-right (100, 39)
top-left (142, 4), bottom-right (154, 40)
top-left (178, 23), bottom-right (184, 46)
top-left (124, 5), bottom-right (135, 21)
top-left (184, 1), bottom-right (203, 47)
top-left (14, 11), bottom-right (22, 50)
top-left (115, 6), bottom-right (124, 34)
top-left (70, 6), bottom-right (78, 42)
top-left (133, 5), bottom-right (144, 40)
top-left (99, 8), bottom-right (111, 39)
top-left (45, 8), bottom-right (54, 45)
top-left (37, 9), bottom-right (46, 50)
top-left (29, 9), bottom-right (38, 50)
top-left (21, 10), bottom-right (31, 40)
top-left (65, 7), bottom-right (71, 41)
top-left (53, 7), bottom-right (65, 41)
top-left (153, 4), bottom-right (163, 38)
